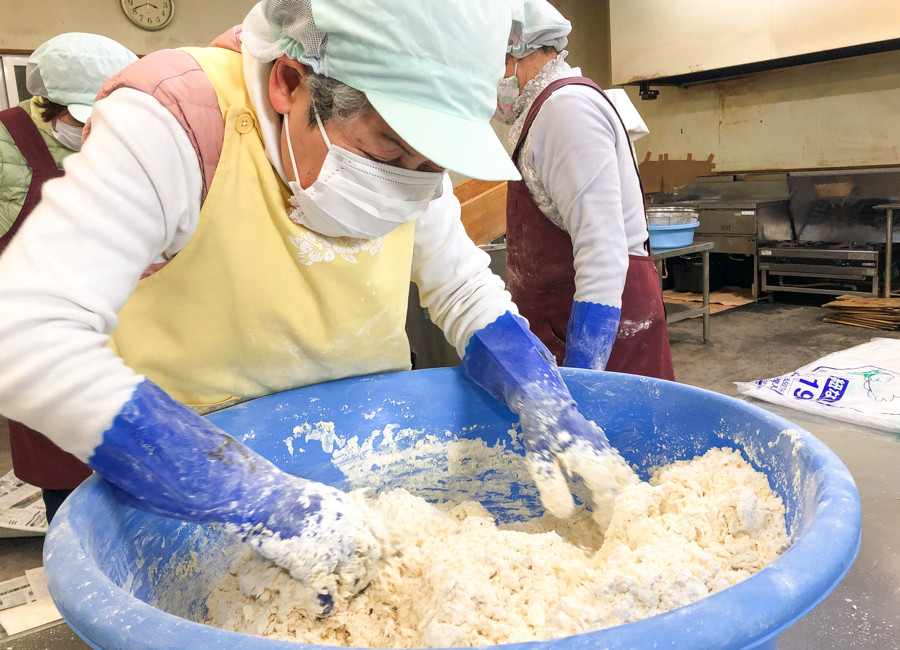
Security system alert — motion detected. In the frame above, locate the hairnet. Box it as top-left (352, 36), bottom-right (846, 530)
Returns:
top-left (26, 33), bottom-right (138, 123)
top-left (507, 0), bottom-right (572, 58)
top-left (241, 0), bottom-right (520, 181)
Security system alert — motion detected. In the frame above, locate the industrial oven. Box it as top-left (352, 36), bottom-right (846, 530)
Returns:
top-left (656, 173), bottom-right (792, 299)
top-left (758, 242), bottom-right (880, 297)
top-left (758, 170), bottom-right (900, 297)
top-left (658, 169), bottom-right (900, 298)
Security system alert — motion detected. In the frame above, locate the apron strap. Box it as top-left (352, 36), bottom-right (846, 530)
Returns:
top-left (0, 106), bottom-right (63, 178)
top-left (512, 77), bottom-right (652, 252)
top-left (0, 106), bottom-right (64, 253)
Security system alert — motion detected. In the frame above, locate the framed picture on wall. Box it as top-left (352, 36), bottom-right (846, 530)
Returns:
top-left (0, 55), bottom-right (31, 111)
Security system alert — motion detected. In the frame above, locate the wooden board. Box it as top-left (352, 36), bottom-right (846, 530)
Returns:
top-left (822, 295), bottom-right (900, 330)
top-left (824, 317), bottom-right (900, 330)
top-left (662, 286), bottom-right (753, 316)
top-left (453, 179), bottom-right (507, 246)
top-left (823, 295), bottom-right (900, 309)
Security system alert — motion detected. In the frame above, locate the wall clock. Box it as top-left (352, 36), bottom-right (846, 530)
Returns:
top-left (120, 0), bottom-right (174, 31)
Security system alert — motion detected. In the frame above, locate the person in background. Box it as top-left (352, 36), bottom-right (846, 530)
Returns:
top-left (0, 0), bottom-right (630, 615)
top-left (0, 33), bottom-right (137, 523)
top-left (496, 0), bottom-right (675, 380)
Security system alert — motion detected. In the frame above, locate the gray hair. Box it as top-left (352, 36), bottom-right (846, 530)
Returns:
top-left (305, 71), bottom-right (371, 127)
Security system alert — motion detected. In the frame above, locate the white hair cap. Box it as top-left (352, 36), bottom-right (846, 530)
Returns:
top-left (25, 33), bottom-right (137, 122)
top-left (242, 1), bottom-right (328, 70)
top-left (507, 0), bottom-right (572, 58)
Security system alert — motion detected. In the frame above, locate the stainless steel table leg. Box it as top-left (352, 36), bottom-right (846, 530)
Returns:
top-left (752, 253), bottom-right (758, 301)
top-left (702, 249), bottom-right (710, 343)
top-left (886, 208), bottom-right (894, 298)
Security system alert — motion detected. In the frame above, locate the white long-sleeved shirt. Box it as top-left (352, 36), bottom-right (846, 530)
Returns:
top-left (0, 62), bottom-right (514, 461)
top-left (512, 60), bottom-right (649, 311)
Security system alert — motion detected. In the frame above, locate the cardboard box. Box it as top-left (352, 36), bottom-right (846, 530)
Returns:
top-left (639, 153), bottom-right (716, 194)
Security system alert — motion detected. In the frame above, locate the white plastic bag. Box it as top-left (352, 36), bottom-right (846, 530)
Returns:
top-left (735, 337), bottom-right (900, 433)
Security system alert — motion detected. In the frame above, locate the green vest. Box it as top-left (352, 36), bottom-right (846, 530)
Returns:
top-left (0, 97), bottom-right (72, 236)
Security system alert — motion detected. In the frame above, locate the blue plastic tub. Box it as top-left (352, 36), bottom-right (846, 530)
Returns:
top-left (649, 222), bottom-right (700, 251)
top-left (44, 368), bottom-right (861, 649)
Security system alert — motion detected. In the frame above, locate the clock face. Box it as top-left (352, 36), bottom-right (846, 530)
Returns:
top-left (120, 0), bottom-right (174, 31)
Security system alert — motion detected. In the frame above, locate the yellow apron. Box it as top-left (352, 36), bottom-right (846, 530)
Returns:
top-left (111, 47), bottom-right (415, 413)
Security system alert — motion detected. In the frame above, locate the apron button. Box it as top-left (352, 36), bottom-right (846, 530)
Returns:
top-left (235, 113), bottom-right (254, 134)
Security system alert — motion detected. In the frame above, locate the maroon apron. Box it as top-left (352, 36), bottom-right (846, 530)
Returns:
top-left (0, 106), bottom-right (93, 488)
top-left (506, 77), bottom-right (675, 381)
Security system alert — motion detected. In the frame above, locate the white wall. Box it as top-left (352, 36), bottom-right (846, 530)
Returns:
top-left (0, 0), bottom-right (252, 55)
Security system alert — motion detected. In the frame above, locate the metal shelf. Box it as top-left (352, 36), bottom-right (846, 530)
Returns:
top-left (653, 242), bottom-right (714, 343)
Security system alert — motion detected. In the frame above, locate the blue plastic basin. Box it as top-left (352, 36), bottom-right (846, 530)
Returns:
top-left (649, 222), bottom-right (700, 251)
top-left (44, 368), bottom-right (861, 649)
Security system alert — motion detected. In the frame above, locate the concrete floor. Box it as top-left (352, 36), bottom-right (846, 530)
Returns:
top-left (668, 296), bottom-right (900, 395)
top-left (1, 297), bottom-right (898, 647)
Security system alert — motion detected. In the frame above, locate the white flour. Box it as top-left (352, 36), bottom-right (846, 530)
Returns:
top-left (204, 447), bottom-right (789, 647)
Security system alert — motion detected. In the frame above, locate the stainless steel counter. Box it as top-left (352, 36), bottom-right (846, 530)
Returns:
top-left (6, 401), bottom-right (897, 650)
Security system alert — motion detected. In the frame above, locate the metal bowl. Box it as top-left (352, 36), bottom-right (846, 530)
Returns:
top-left (646, 206), bottom-right (700, 226)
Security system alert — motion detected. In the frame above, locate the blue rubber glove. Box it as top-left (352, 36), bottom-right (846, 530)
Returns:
top-left (564, 301), bottom-right (621, 370)
top-left (461, 312), bottom-right (634, 529)
top-left (88, 380), bottom-right (388, 616)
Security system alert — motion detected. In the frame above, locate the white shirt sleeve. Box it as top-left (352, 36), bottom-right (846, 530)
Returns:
top-left (411, 175), bottom-right (518, 358)
top-left (0, 88), bottom-right (203, 460)
top-left (528, 86), bottom-right (648, 309)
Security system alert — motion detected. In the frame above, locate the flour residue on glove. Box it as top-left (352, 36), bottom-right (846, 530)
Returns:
top-left (204, 447), bottom-right (789, 647)
top-left (224, 490), bottom-right (392, 616)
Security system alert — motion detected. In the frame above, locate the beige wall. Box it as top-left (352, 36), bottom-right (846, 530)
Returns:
top-left (9, 0), bottom-right (887, 175)
top-left (0, 0), bottom-right (253, 55)
top-left (550, 0), bottom-right (610, 87)
top-left (530, 2), bottom-right (900, 174)
top-left (626, 48), bottom-right (900, 173)
top-left (609, 0), bottom-right (900, 85)
top-left (601, 1), bottom-right (900, 173)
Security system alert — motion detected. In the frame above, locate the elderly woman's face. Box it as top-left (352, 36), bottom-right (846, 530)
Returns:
top-left (271, 57), bottom-right (443, 189)
top-left (326, 108), bottom-right (444, 173)
top-left (504, 53), bottom-right (517, 78)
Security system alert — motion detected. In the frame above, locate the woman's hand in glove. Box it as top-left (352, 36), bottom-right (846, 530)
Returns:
top-left (89, 380), bottom-right (389, 616)
top-left (512, 391), bottom-right (634, 528)
top-left (461, 312), bottom-right (636, 530)
top-left (227, 470), bottom-right (389, 616)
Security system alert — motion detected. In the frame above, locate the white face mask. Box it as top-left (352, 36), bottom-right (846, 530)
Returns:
top-left (51, 118), bottom-right (84, 152)
top-left (284, 110), bottom-right (444, 240)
